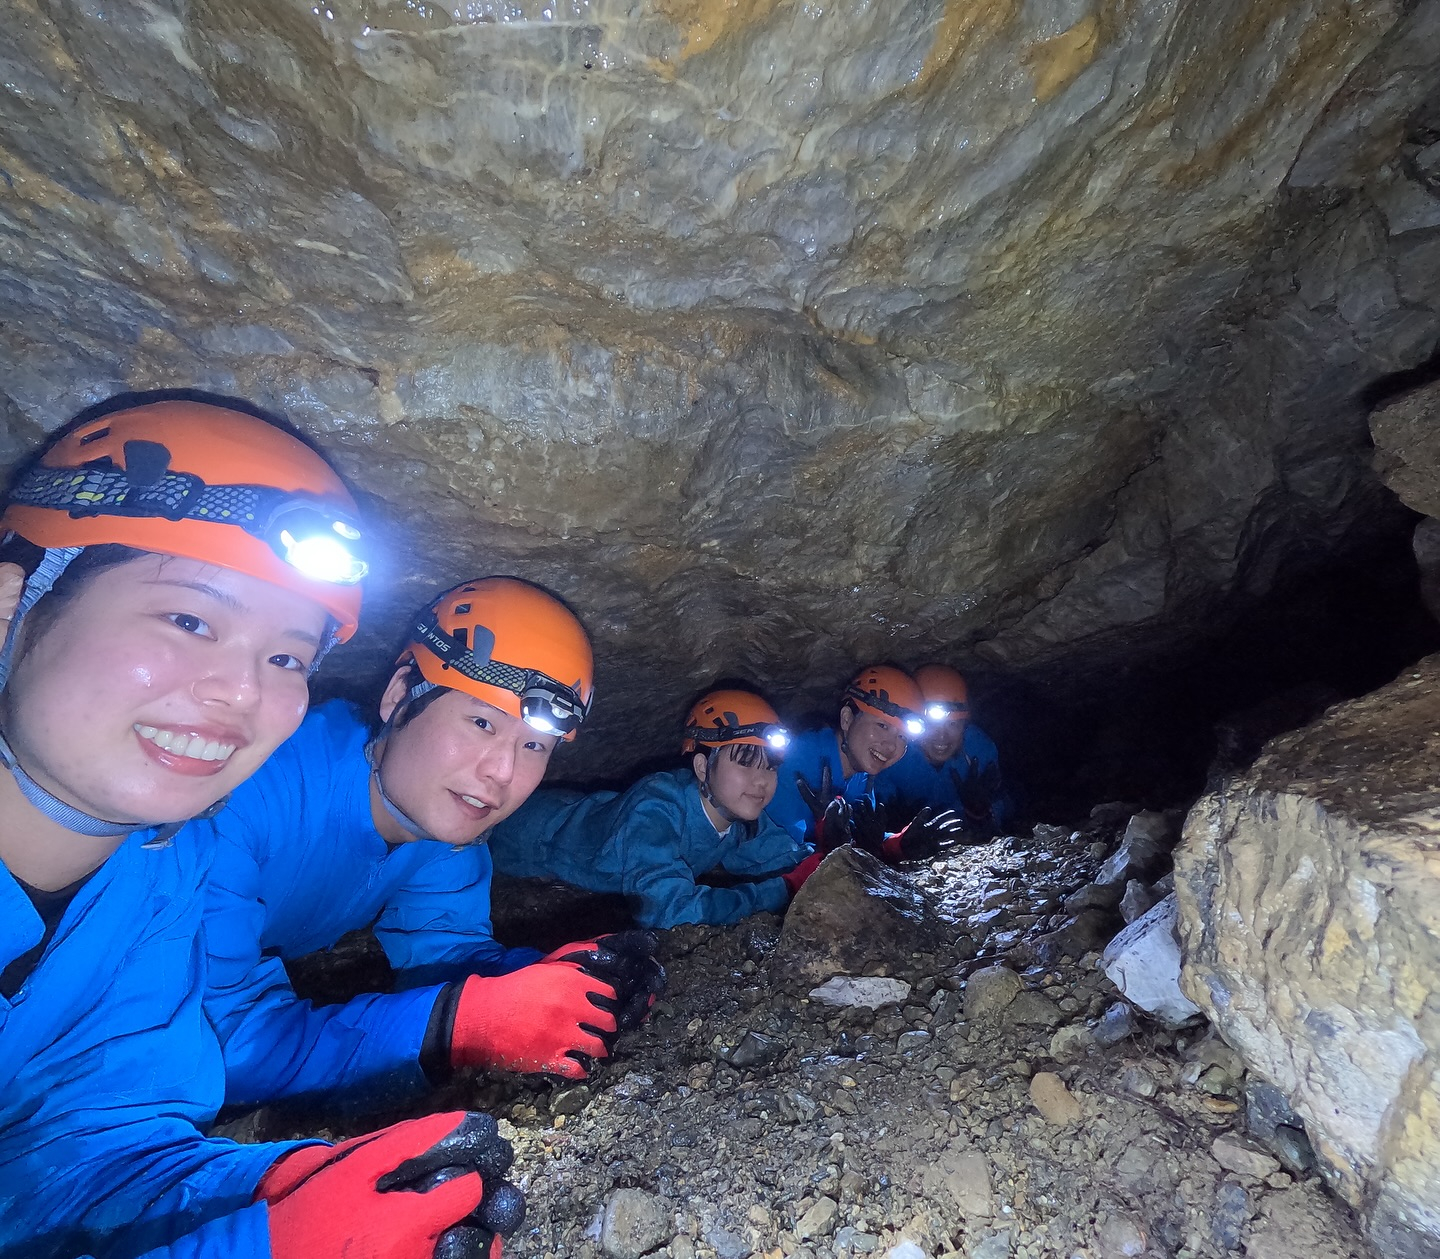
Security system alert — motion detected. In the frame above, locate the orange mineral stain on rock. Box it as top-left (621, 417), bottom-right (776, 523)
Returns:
top-left (652, 0), bottom-right (785, 59)
top-left (1025, 13), bottom-right (1101, 103)
top-left (916, 0), bottom-right (1022, 92)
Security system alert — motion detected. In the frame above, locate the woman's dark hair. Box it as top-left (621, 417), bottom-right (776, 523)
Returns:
top-left (0, 538), bottom-right (148, 646)
top-left (698, 741), bottom-right (781, 774)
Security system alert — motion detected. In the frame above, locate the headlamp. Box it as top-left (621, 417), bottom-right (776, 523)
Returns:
top-left (685, 721), bottom-right (791, 755)
top-left (845, 683), bottom-right (924, 737)
top-left (924, 701), bottom-right (968, 723)
top-left (519, 680), bottom-right (589, 738)
top-left (266, 502), bottom-right (368, 585)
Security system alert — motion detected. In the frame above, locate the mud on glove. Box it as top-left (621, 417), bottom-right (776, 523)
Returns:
top-left (543, 931), bottom-right (666, 1031)
top-left (880, 807), bottom-right (967, 862)
top-left (422, 963), bottom-right (620, 1082)
top-left (257, 1110), bottom-right (524, 1259)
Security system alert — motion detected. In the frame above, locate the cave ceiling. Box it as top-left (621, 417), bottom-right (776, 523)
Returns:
top-left (2, 0), bottom-right (1439, 773)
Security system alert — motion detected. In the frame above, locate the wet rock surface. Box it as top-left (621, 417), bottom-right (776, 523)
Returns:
top-left (235, 810), bottom-right (1373, 1259)
top-left (1176, 653), bottom-right (1440, 1258)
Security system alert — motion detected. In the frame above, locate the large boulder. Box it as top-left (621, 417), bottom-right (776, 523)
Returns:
top-left (1175, 655), bottom-right (1440, 1258)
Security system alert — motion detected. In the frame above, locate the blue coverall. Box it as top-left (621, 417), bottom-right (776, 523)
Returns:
top-left (204, 701), bottom-right (542, 1109)
top-left (0, 827), bottom-right (310, 1259)
top-left (486, 767), bottom-right (807, 928)
top-left (874, 722), bottom-right (1013, 830)
top-left (764, 726), bottom-right (878, 844)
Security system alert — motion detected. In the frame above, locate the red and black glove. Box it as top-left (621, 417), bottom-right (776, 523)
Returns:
top-left (423, 964), bottom-right (620, 1082)
top-left (880, 807), bottom-right (966, 862)
top-left (258, 1111), bottom-right (525, 1259)
top-left (782, 851), bottom-right (823, 897)
top-left (542, 931), bottom-right (667, 1031)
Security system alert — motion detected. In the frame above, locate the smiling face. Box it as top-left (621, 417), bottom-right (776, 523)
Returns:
top-left (0, 553), bottom-right (326, 827)
top-left (919, 716), bottom-right (967, 767)
top-left (838, 704), bottom-right (909, 776)
top-left (373, 672), bottom-right (559, 845)
top-left (693, 743), bottom-right (779, 826)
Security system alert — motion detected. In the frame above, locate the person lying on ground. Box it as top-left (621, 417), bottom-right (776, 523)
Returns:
top-left (487, 689), bottom-right (824, 928)
top-left (875, 664), bottom-right (1013, 838)
top-left (203, 577), bottom-right (664, 1112)
top-left (0, 397), bottom-right (521, 1259)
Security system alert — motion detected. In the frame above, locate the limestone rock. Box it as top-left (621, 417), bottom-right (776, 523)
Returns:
top-left (962, 966), bottom-right (1023, 1020)
top-left (600, 1189), bottom-right (671, 1259)
top-left (1176, 655), bottom-right (1440, 1257)
top-left (773, 847), bottom-right (939, 990)
top-left (1029, 1072), bottom-right (1082, 1125)
top-left (921, 1140), bottom-right (993, 1221)
top-left (1211, 1133), bottom-right (1283, 1180)
top-left (1101, 895), bottom-right (1203, 1028)
top-left (808, 976), bottom-right (913, 1010)
top-left (795, 1196), bottom-right (839, 1241)
top-left (1004, 990), bottom-right (1064, 1028)
top-left (1372, 380), bottom-right (1440, 518)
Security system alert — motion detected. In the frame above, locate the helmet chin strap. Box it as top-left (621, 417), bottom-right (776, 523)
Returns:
top-left (366, 716), bottom-right (432, 842)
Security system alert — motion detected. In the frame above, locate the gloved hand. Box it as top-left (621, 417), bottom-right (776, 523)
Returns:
top-left (949, 761), bottom-right (1002, 838)
top-left (881, 792), bottom-right (928, 832)
top-left (814, 797), bottom-right (853, 853)
top-left (880, 808), bottom-right (967, 862)
top-left (845, 798), bottom-right (889, 857)
top-left (258, 1111), bottom-right (525, 1259)
top-left (794, 763), bottom-right (836, 825)
top-left (782, 850), bottom-right (822, 896)
top-left (438, 963), bottom-right (620, 1080)
top-left (543, 931), bottom-right (667, 1031)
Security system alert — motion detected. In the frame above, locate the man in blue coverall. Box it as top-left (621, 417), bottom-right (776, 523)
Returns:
top-left (875, 664), bottom-right (1013, 836)
top-left (205, 577), bottom-right (664, 1112)
top-left (764, 665), bottom-right (927, 844)
top-left (488, 689), bottom-right (821, 927)
top-left (0, 399), bottom-right (522, 1259)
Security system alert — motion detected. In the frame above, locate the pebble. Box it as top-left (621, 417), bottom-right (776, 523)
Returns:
top-left (550, 1085), bottom-right (591, 1116)
top-left (970, 1230), bottom-right (1014, 1259)
top-left (1095, 1213), bottom-right (1147, 1257)
top-left (1092, 1003), bottom-right (1137, 1047)
top-left (1118, 1064), bottom-right (1158, 1098)
top-left (795, 1196), bottom-right (839, 1240)
top-left (963, 966), bottom-right (1023, 1019)
top-left (809, 976), bottom-right (914, 1009)
top-left (1211, 1132), bottom-right (1281, 1178)
top-left (1004, 990), bottom-right (1063, 1027)
top-left (1050, 1025), bottom-right (1096, 1063)
top-left (1029, 1073), bottom-right (1083, 1124)
top-left (728, 1031), bottom-right (784, 1068)
top-left (600, 1189), bottom-right (671, 1259)
top-left (1268, 1124), bottom-right (1317, 1175)
top-left (670, 1237), bottom-right (696, 1259)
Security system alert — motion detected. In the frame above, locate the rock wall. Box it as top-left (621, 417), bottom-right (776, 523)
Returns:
top-left (1174, 655), bottom-right (1440, 1258)
top-left (2, 0), bottom-right (1439, 774)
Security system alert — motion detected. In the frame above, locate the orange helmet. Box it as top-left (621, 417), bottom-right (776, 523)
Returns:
top-left (1, 399), bottom-right (365, 640)
top-left (914, 664), bottom-right (970, 722)
top-left (844, 665), bottom-right (925, 735)
top-left (682, 689), bottom-right (790, 755)
top-left (402, 577), bottom-right (594, 740)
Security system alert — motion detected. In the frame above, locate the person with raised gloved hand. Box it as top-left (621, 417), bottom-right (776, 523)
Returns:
top-left (766, 666), bottom-right (927, 846)
top-left (204, 577), bottom-right (653, 1111)
top-left (489, 689), bottom-right (816, 927)
top-left (875, 664), bottom-right (1014, 837)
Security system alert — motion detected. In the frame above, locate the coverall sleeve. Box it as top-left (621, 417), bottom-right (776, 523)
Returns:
top-left (719, 819), bottom-right (810, 879)
top-left (373, 842), bottom-right (542, 988)
top-left (615, 799), bottom-right (789, 929)
top-left (204, 836), bottom-right (441, 1110)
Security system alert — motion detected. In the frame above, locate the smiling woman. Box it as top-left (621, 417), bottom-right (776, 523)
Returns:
top-left (0, 397), bottom-right (524, 1259)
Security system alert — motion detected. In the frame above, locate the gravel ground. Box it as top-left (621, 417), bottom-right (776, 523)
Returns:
top-left (241, 817), bottom-right (1373, 1259)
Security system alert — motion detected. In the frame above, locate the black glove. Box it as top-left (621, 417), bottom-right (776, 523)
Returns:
top-left (846, 797), bottom-right (889, 858)
top-left (549, 931), bottom-right (666, 1032)
top-left (949, 761), bottom-right (1001, 838)
top-left (881, 807), bottom-right (968, 862)
top-left (795, 763), bottom-right (836, 825)
top-left (881, 792), bottom-right (929, 832)
top-left (378, 1112), bottom-right (527, 1259)
top-left (816, 797), bottom-right (853, 853)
